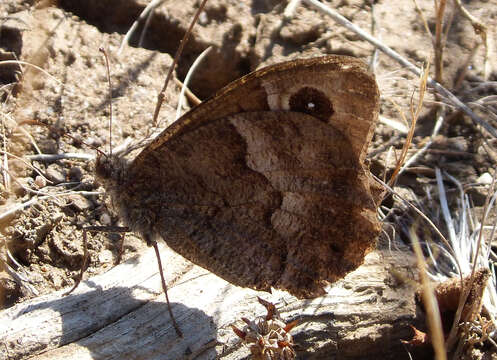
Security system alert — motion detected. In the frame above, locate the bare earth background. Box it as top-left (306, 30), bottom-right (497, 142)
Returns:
top-left (1, 0), bottom-right (497, 359)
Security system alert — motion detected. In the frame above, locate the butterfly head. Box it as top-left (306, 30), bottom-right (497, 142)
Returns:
top-left (95, 152), bottom-right (126, 187)
top-left (95, 135), bottom-right (154, 184)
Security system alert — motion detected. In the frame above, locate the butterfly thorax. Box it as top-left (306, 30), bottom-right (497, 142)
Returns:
top-left (94, 152), bottom-right (159, 245)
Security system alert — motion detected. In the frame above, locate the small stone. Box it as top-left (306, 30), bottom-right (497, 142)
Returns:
top-left (198, 11), bottom-right (208, 25)
top-left (37, 139), bottom-right (58, 154)
top-left (69, 167), bottom-right (83, 182)
top-left (34, 175), bottom-right (47, 188)
top-left (98, 249), bottom-right (113, 264)
top-left (46, 165), bottom-right (66, 184)
top-left (100, 212), bottom-right (112, 226)
top-left (477, 172), bottom-right (493, 185)
top-left (66, 194), bottom-right (92, 212)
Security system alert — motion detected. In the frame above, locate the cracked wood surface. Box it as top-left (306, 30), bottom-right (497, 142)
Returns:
top-left (1, 246), bottom-right (418, 360)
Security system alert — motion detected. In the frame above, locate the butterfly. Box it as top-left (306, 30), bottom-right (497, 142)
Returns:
top-left (95, 55), bottom-right (381, 300)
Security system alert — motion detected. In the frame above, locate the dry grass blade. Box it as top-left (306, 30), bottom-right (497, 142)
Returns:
top-left (410, 227), bottom-right (447, 360)
top-left (0, 150), bottom-right (52, 183)
top-left (379, 115), bottom-right (409, 134)
top-left (175, 46), bottom-right (212, 120)
top-left (3, 260), bottom-right (38, 296)
top-left (284, 0), bottom-right (302, 19)
top-left (0, 196), bottom-right (50, 221)
top-left (118, 0), bottom-right (165, 55)
top-left (399, 112), bottom-right (443, 176)
top-left (454, 43), bottom-right (481, 91)
top-left (0, 60), bottom-right (71, 92)
top-left (25, 153), bottom-right (94, 161)
top-left (446, 173), bottom-right (497, 351)
top-left (1, 119), bottom-right (10, 192)
top-left (99, 47), bottom-right (113, 157)
top-left (388, 63), bottom-right (429, 186)
top-left (412, 0), bottom-right (433, 40)
top-left (375, 175), bottom-right (464, 278)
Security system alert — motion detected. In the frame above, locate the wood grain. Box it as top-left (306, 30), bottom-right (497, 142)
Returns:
top-left (0, 245), bottom-right (418, 360)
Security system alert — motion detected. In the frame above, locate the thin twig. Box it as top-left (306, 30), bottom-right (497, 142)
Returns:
top-left (99, 48), bottom-right (113, 157)
top-left (152, 0), bottom-right (210, 127)
top-left (452, 0), bottom-right (490, 79)
top-left (26, 153), bottom-right (94, 161)
top-left (173, 78), bottom-right (201, 106)
top-left (434, 0), bottom-right (447, 84)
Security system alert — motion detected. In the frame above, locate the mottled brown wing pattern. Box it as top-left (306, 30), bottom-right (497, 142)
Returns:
top-left (100, 55), bottom-right (380, 298)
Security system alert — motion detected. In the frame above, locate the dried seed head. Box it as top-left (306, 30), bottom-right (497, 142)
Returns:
top-left (232, 299), bottom-right (297, 360)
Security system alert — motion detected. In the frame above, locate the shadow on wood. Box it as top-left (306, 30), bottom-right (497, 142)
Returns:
top-left (1, 245), bottom-right (420, 359)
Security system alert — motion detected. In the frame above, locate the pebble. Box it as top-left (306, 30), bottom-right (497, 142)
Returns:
top-left (46, 165), bottom-right (65, 184)
top-left (69, 167), bottom-right (83, 182)
top-left (100, 212), bottom-right (112, 226)
top-left (34, 175), bottom-right (47, 188)
top-left (66, 194), bottom-right (92, 212)
top-left (98, 249), bottom-right (113, 264)
top-left (477, 172), bottom-right (493, 185)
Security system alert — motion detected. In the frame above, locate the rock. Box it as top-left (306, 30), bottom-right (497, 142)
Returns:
top-left (34, 175), bottom-right (47, 188)
top-left (45, 165), bottom-right (65, 184)
top-left (477, 172), bottom-right (493, 185)
top-left (65, 194), bottom-right (92, 212)
top-left (68, 167), bottom-right (83, 182)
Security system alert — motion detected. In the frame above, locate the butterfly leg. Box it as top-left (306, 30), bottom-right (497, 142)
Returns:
top-left (115, 232), bottom-right (126, 265)
top-left (150, 238), bottom-right (183, 337)
top-left (63, 228), bottom-right (90, 296)
top-left (63, 225), bottom-right (129, 295)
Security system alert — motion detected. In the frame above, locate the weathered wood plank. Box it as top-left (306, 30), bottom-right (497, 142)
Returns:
top-left (1, 246), bottom-right (418, 360)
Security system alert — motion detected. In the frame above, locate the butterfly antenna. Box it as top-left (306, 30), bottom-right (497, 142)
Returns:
top-left (99, 47), bottom-right (113, 157)
top-left (152, 0), bottom-right (209, 127)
